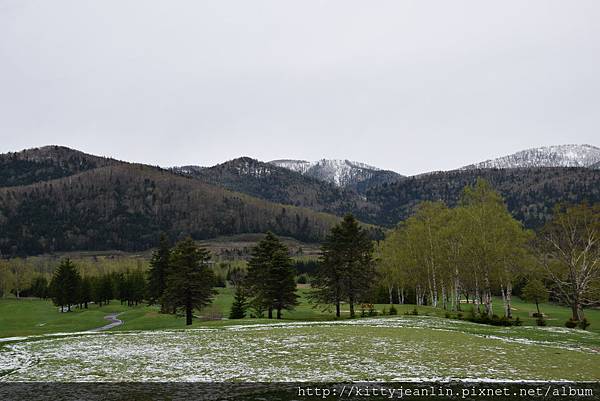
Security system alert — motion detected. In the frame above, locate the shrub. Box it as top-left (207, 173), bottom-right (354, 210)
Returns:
top-left (296, 274), bottom-right (308, 285)
top-left (444, 312), bottom-right (451, 319)
top-left (565, 319), bottom-right (578, 329)
top-left (536, 317), bottom-right (547, 326)
top-left (381, 307), bottom-right (387, 316)
top-left (411, 307), bottom-right (419, 316)
top-left (368, 305), bottom-right (378, 317)
top-left (388, 305), bottom-right (397, 315)
top-left (578, 318), bottom-right (591, 330)
top-left (456, 312), bottom-right (464, 319)
top-left (466, 314), bottom-right (521, 327)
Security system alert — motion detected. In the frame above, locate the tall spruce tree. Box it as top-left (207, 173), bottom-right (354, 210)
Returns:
top-left (147, 234), bottom-right (171, 311)
top-left (229, 285), bottom-right (248, 319)
top-left (246, 232), bottom-right (298, 319)
top-left (79, 276), bottom-right (92, 309)
top-left (311, 214), bottom-right (375, 318)
top-left (162, 238), bottom-right (216, 325)
top-left (49, 259), bottom-right (81, 312)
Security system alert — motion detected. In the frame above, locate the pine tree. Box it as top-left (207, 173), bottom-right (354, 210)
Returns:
top-left (30, 276), bottom-right (49, 299)
top-left (246, 232), bottom-right (298, 319)
top-left (311, 214), bottom-right (375, 318)
top-left (147, 234), bottom-right (171, 311)
top-left (229, 285), bottom-right (248, 319)
top-left (79, 276), bottom-right (92, 309)
top-left (49, 259), bottom-right (81, 312)
top-left (162, 237), bottom-right (216, 325)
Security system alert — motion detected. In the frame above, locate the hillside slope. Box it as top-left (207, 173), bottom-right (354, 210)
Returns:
top-left (0, 163), bottom-right (340, 255)
top-left (366, 167), bottom-right (600, 228)
top-left (0, 145), bottom-right (120, 188)
top-left (172, 157), bottom-right (380, 218)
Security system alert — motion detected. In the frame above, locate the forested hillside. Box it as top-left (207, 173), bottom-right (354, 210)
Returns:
top-left (365, 167), bottom-right (600, 228)
top-left (0, 163), bottom-right (340, 256)
top-left (0, 146), bottom-right (120, 188)
top-left (173, 157), bottom-right (380, 217)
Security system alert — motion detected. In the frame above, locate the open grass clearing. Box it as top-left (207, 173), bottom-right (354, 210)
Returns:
top-left (1, 316), bottom-right (599, 382)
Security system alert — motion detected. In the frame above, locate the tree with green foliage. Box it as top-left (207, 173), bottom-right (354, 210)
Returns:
top-left (246, 232), bottom-right (299, 319)
top-left (312, 214), bottom-right (375, 318)
top-left (91, 274), bottom-right (114, 307)
top-left (459, 179), bottom-right (532, 318)
top-left (29, 275), bottom-right (49, 299)
top-left (49, 259), bottom-right (81, 312)
top-left (78, 276), bottom-right (92, 309)
top-left (162, 238), bottom-right (216, 325)
top-left (127, 269), bottom-right (146, 306)
top-left (229, 285), bottom-right (248, 319)
top-left (521, 278), bottom-right (549, 316)
top-left (539, 203), bottom-right (600, 321)
top-left (375, 180), bottom-right (534, 321)
top-left (228, 267), bottom-right (248, 319)
top-left (147, 234), bottom-right (171, 311)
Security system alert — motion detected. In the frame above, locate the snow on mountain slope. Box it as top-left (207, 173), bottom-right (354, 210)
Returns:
top-left (462, 144), bottom-right (600, 170)
top-left (269, 158), bottom-right (392, 187)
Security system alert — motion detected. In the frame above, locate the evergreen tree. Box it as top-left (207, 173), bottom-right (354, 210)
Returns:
top-left (147, 234), bottom-right (171, 311)
top-left (246, 232), bottom-right (298, 319)
top-left (129, 269), bottom-right (146, 306)
top-left (49, 259), bottom-right (81, 312)
top-left (114, 272), bottom-right (129, 305)
top-left (312, 215), bottom-right (375, 318)
top-left (229, 285), bottom-right (248, 319)
top-left (79, 276), bottom-right (92, 309)
top-left (162, 237), bottom-right (216, 325)
top-left (96, 274), bottom-right (113, 306)
top-left (30, 276), bottom-right (49, 299)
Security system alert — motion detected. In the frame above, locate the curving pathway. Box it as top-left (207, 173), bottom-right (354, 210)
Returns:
top-left (89, 313), bottom-right (123, 332)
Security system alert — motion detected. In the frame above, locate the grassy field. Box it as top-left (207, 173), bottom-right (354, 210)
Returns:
top-left (1, 317), bottom-right (599, 381)
top-left (1, 288), bottom-right (600, 338)
top-left (2, 290), bottom-right (600, 382)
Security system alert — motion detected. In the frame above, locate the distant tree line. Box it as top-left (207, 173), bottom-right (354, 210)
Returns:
top-left (46, 259), bottom-right (147, 312)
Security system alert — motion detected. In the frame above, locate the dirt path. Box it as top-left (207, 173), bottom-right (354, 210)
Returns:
top-left (89, 313), bottom-right (123, 332)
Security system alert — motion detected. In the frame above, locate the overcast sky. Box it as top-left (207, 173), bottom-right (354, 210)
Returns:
top-left (1, 1), bottom-right (599, 175)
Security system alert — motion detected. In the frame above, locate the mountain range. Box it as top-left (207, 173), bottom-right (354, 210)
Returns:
top-left (1, 144), bottom-right (599, 256)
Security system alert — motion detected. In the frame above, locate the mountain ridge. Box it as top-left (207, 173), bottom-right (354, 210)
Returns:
top-left (269, 158), bottom-right (403, 191)
top-left (1, 144), bottom-right (599, 255)
top-left (461, 144), bottom-right (600, 170)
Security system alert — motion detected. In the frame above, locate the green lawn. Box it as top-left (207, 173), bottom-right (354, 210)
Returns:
top-left (2, 290), bottom-right (600, 382)
top-left (1, 289), bottom-right (599, 338)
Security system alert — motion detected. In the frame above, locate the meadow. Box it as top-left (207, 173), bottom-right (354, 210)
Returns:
top-left (1, 289), bottom-right (599, 382)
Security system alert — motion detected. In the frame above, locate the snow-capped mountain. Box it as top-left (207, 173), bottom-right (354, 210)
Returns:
top-left (171, 165), bottom-right (206, 175)
top-left (269, 158), bottom-right (401, 188)
top-left (462, 144), bottom-right (600, 170)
